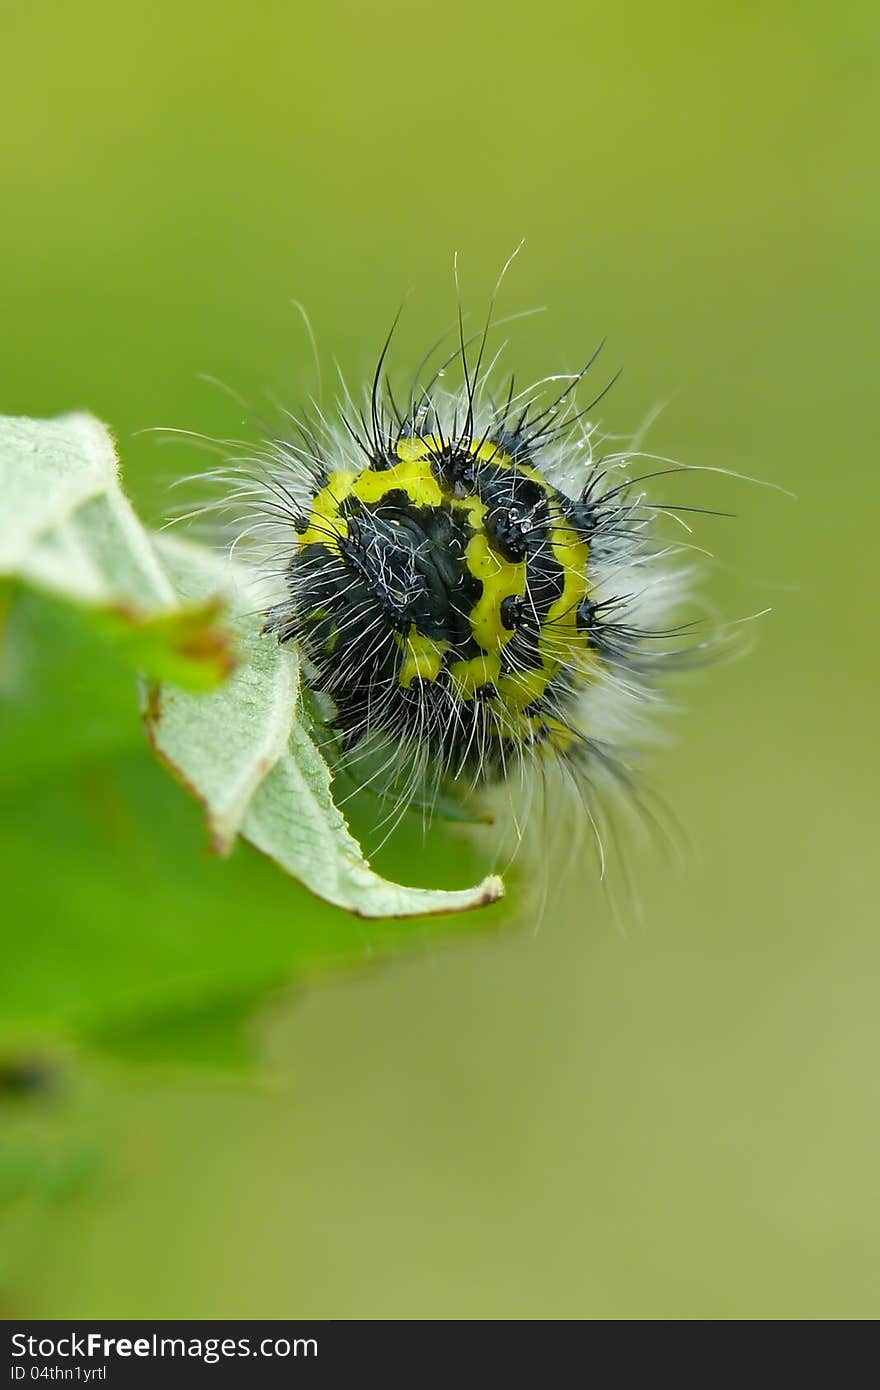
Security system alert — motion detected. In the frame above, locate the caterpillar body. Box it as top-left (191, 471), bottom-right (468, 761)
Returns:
top-left (272, 431), bottom-right (599, 776)
top-left (202, 303), bottom-right (714, 864)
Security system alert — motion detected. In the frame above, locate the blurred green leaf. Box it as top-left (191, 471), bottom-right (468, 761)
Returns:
top-left (0, 750), bottom-right (501, 1056)
top-left (93, 995), bottom-right (261, 1072)
top-left (0, 591), bottom-right (145, 794)
top-left (0, 1060), bottom-right (104, 1297)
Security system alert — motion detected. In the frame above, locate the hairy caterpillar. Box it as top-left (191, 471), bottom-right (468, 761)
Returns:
top-left (188, 285), bottom-right (724, 873)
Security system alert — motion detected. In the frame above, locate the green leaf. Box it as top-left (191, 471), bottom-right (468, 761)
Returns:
top-left (0, 413), bottom-right (234, 691)
top-left (148, 534), bottom-right (503, 918)
top-left (0, 590), bottom-right (146, 794)
top-left (0, 749), bottom-right (503, 1058)
top-left (0, 411), bottom-right (507, 1072)
top-left (2, 412), bottom-right (503, 927)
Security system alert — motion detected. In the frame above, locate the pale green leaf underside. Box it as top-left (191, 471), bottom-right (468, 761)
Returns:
top-left (0, 412), bottom-right (174, 607)
top-left (0, 413), bottom-right (234, 688)
top-left (2, 413), bottom-right (502, 919)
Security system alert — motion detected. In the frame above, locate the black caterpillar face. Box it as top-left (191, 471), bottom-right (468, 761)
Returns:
top-left (281, 435), bottom-right (599, 773)
top-left (338, 498), bottom-right (477, 644)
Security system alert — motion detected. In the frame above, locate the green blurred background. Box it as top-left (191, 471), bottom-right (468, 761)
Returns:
top-left (1, 0), bottom-right (878, 1318)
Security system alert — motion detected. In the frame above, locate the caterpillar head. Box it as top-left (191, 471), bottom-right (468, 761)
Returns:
top-left (207, 308), bottom-right (715, 854)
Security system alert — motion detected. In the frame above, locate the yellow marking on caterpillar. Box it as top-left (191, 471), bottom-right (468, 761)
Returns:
top-left (469, 438), bottom-right (513, 466)
top-left (299, 454), bottom-right (449, 550)
top-left (354, 456), bottom-right (445, 508)
top-left (396, 438), bottom-right (433, 464)
top-left (298, 469), bottom-right (356, 549)
top-left (395, 631), bottom-right (448, 688)
top-left (496, 666), bottom-right (550, 713)
top-left (448, 652), bottom-right (502, 700)
top-left (472, 444), bottom-right (554, 497)
top-left (453, 491), bottom-right (486, 528)
top-left (539, 502), bottom-right (592, 677)
top-left (496, 501), bottom-right (594, 717)
top-left (463, 531), bottom-right (526, 653)
top-left (397, 434), bottom-right (551, 490)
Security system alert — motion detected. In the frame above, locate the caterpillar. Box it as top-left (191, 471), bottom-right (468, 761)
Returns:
top-left (197, 291), bottom-right (718, 866)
